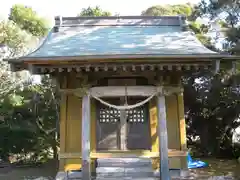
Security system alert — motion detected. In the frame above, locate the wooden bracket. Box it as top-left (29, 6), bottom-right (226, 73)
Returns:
top-left (163, 86), bottom-right (183, 96)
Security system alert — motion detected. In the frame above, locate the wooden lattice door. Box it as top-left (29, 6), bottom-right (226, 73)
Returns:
top-left (126, 98), bottom-right (151, 150)
top-left (96, 97), bottom-right (151, 151)
top-left (96, 98), bottom-right (120, 150)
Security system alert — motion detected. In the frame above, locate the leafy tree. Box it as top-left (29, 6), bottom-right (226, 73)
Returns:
top-left (182, 0), bottom-right (240, 157)
top-left (8, 4), bottom-right (49, 37)
top-left (0, 20), bottom-right (28, 57)
top-left (141, 5), bottom-right (173, 16)
top-left (0, 76), bottom-right (59, 162)
top-left (198, 0), bottom-right (240, 54)
top-left (141, 4), bottom-right (216, 50)
top-left (0, 5), bottom-right (57, 163)
top-left (142, 4), bottom-right (193, 17)
top-left (78, 6), bottom-right (111, 17)
top-left (184, 72), bottom-right (240, 157)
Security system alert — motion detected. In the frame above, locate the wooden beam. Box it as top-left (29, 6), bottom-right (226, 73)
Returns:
top-left (157, 95), bottom-right (170, 180)
top-left (82, 94), bottom-right (91, 180)
top-left (59, 86), bottom-right (159, 97)
top-left (60, 86), bottom-right (183, 98)
top-left (58, 150), bottom-right (188, 159)
top-left (90, 86), bottom-right (159, 97)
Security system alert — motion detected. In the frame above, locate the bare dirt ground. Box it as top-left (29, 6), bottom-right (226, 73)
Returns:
top-left (0, 160), bottom-right (57, 180)
top-left (0, 158), bottom-right (239, 180)
top-left (188, 158), bottom-right (240, 179)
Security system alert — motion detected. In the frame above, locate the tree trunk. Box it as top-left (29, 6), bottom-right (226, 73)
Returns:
top-left (199, 125), bottom-right (209, 156)
top-left (52, 142), bottom-right (58, 159)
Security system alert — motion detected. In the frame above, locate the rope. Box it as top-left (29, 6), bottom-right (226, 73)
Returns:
top-left (90, 92), bottom-right (157, 110)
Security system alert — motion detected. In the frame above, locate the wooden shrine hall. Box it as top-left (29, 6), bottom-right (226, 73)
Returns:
top-left (6, 16), bottom-right (239, 180)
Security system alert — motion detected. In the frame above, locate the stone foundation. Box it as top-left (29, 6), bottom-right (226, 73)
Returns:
top-left (55, 171), bottom-right (82, 180)
top-left (55, 169), bottom-right (190, 180)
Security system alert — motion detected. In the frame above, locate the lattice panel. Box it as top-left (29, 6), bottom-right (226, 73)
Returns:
top-left (127, 108), bottom-right (145, 123)
top-left (99, 107), bottom-right (146, 123)
top-left (99, 108), bottom-right (120, 123)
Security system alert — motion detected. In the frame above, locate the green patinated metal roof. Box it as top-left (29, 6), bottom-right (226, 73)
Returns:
top-left (23, 16), bottom-right (218, 60)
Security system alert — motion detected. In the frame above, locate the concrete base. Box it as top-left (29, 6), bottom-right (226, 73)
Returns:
top-left (55, 169), bottom-right (190, 179)
top-left (154, 169), bottom-right (190, 178)
top-left (55, 172), bottom-right (67, 180)
top-left (55, 171), bottom-right (82, 180)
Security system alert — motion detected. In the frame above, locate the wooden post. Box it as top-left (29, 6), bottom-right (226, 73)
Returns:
top-left (120, 109), bottom-right (127, 150)
top-left (157, 95), bottom-right (170, 180)
top-left (232, 60), bottom-right (237, 75)
top-left (120, 97), bottom-right (127, 150)
top-left (215, 60), bottom-right (220, 74)
top-left (82, 94), bottom-right (91, 180)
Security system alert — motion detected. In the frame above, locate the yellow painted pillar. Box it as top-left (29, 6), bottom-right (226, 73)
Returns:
top-left (149, 98), bottom-right (159, 152)
top-left (166, 95), bottom-right (180, 150)
top-left (149, 98), bottom-right (159, 170)
top-left (177, 93), bottom-right (187, 151)
top-left (64, 95), bottom-right (82, 171)
top-left (177, 92), bottom-right (188, 169)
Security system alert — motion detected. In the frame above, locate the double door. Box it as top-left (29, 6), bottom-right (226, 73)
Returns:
top-left (96, 97), bottom-right (151, 151)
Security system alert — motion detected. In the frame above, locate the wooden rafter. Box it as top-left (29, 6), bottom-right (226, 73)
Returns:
top-left (27, 63), bottom-right (211, 75)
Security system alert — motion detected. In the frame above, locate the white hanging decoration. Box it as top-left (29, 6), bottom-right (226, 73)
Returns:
top-left (59, 85), bottom-right (182, 110)
top-left (90, 92), bottom-right (157, 110)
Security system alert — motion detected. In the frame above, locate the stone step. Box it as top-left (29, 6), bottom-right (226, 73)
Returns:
top-left (97, 158), bottom-right (152, 167)
top-left (154, 169), bottom-right (190, 178)
top-left (96, 172), bottom-right (154, 178)
top-left (95, 177), bottom-right (157, 180)
top-left (96, 167), bottom-right (154, 178)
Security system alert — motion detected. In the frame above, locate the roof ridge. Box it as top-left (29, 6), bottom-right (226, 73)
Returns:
top-left (55, 15), bottom-right (186, 20)
top-left (53, 15), bottom-right (186, 31)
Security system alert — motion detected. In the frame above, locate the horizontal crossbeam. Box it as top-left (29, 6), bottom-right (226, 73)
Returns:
top-left (59, 86), bottom-right (183, 97)
top-left (58, 150), bottom-right (188, 159)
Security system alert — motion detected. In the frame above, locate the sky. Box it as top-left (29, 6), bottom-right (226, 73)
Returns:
top-left (0, 0), bottom-right (200, 22)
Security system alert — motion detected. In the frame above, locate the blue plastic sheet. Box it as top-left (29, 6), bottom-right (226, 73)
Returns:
top-left (187, 153), bottom-right (208, 169)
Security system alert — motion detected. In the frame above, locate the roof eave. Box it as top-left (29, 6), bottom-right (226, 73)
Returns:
top-left (5, 54), bottom-right (240, 64)
top-left (5, 54), bottom-right (239, 73)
